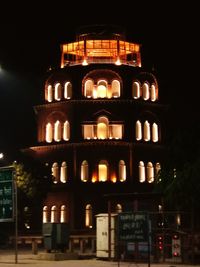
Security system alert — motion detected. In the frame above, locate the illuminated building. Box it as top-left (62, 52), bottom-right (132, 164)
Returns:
top-left (24, 25), bottom-right (168, 233)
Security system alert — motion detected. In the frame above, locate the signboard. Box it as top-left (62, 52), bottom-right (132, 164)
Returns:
top-left (118, 212), bottom-right (148, 242)
top-left (0, 167), bottom-right (14, 222)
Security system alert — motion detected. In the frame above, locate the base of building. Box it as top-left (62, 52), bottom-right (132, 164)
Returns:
top-left (38, 252), bottom-right (79, 261)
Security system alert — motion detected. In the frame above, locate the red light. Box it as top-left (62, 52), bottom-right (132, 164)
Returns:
top-left (173, 251), bottom-right (179, 257)
top-left (173, 234), bottom-right (179, 239)
top-left (157, 235), bottom-right (163, 250)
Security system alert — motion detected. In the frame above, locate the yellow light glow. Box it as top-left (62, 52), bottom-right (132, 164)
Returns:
top-left (98, 164), bottom-right (107, 182)
top-left (115, 58), bottom-right (121, 66)
top-left (82, 59), bottom-right (88, 66)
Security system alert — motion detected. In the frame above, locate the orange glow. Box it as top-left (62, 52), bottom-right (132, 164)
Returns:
top-left (61, 39), bottom-right (141, 67)
top-left (91, 173), bottom-right (97, 183)
top-left (111, 174), bottom-right (117, 183)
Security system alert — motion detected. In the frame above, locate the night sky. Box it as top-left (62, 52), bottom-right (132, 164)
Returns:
top-left (0, 2), bottom-right (198, 160)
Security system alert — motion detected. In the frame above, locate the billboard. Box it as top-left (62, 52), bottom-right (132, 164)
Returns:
top-left (118, 212), bottom-right (149, 242)
top-left (0, 167), bottom-right (15, 222)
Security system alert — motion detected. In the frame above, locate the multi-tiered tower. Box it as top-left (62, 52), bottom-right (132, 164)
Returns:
top-left (26, 25), bottom-right (168, 233)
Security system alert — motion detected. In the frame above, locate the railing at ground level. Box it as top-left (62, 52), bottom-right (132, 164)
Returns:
top-left (9, 236), bottom-right (43, 254)
top-left (9, 234), bottom-right (96, 256)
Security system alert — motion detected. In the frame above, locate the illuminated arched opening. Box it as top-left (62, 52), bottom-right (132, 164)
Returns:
top-left (81, 160), bottom-right (89, 182)
top-left (136, 120), bottom-right (142, 140)
top-left (111, 79), bottom-right (120, 98)
top-left (64, 82), bottom-right (72, 99)
top-left (43, 206), bottom-right (48, 223)
top-left (98, 160), bottom-right (108, 182)
top-left (147, 162), bottom-right (154, 183)
top-left (119, 160), bottom-right (126, 182)
top-left (97, 117), bottom-right (108, 139)
top-left (63, 121), bottom-right (70, 141)
top-left (46, 123), bottom-right (53, 143)
top-left (47, 85), bottom-right (53, 102)
top-left (155, 162), bottom-right (161, 176)
top-left (84, 79), bottom-right (94, 98)
top-left (54, 83), bottom-right (62, 101)
top-left (116, 204), bottom-right (122, 213)
top-left (144, 120), bottom-right (150, 141)
top-left (52, 162), bottom-right (59, 183)
top-left (142, 82), bottom-right (149, 100)
top-left (176, 213), bottom-right (181, 226)
top-left (51, 205), bottom-right (58, 223)
top-left (60, 205), bottom-right (67, 223)
top-left (54, 120), bottom-right (62, 142)
top-left (152, 123), bottom-right (158, 142)
top-left (139, 161), bottom-right (145, 182)
top-left (85, 204), bottom-right (93, 228)
top-left (150, 84), bottom-right (157, 101)
top-left (97, 80), bottom-right (107, 98)
top-left (60, 161), bottom-right (67, 183)
top-left (132, 81), bottom-right (140, 99)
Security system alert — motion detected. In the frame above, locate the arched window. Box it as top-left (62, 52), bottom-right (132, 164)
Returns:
top-left (52, 162), bottom-right (59, 183)
top-left (97, 117), bottom-right (108, 139)
top-left (144, 120), bottom-right (150, 141)
top-left (136, 120), bottom-right (142, 140)
top-left (98, 160), bottom-right (108, 182)
top-left (63, 121), bottom-right (70, 141)
top-left (152, 123), bottom-right (158, 142)
top-left (60, 205), bottom-right (67, 223)
top-left (176, 213), bottom-right (181, 226)
top-left (54, 83), bottom-right (62, 101)
top-left (150, 84), bottom-right (157, 101)
top-left (116, 204), bottom-right (122, 213)
top-left (111, 80), bottom-right (120, 98)
top-left (46, 123), bottom-right (53, 143)
top-left (43, 206), bottom-right (48, 223)
top-left (60, 161), bottom-right (67, 183)
top-left (147, 162), bottom-right (154, 183)
top-left (81, 160), bottom-right (89, 182)
top-left (47, 85), bottom-right (53, 102)
top-left (142, 82), bottom-right (149, 100)
top-left (54, 120), bottom-right (62, 142)
top-left (85, 204), bottom-right (93, 228)
top-left (155, 162), bottom-right (161, 176)
top-left (139, 161), bottom-right (145, 182)
top-left (51, 205), bottom-right (58, 223)
top-left (119, 160), bottom-right (126, 182)
top-left (84, 79), bottom-right (94, 98)
top-left (64, 82), bottom-right (72, 99)
top-left (97, 80), bottom-right (107, 98)
top-left (132, 81), bottom-right (140, 99)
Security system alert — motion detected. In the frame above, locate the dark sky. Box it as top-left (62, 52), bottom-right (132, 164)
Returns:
top-left (0, 2), bottom-right (198, 158)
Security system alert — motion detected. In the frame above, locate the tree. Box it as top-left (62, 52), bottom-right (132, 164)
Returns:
top-left (154, 121), bottom-right (200, 228)
top-left (12, 159), bottom-right (52, 233)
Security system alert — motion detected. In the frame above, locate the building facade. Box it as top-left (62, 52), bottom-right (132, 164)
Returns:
top-left (25, 25), bottom-right (168, 234)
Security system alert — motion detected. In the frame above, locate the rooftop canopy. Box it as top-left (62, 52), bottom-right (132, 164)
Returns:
top-left (60, 25), bottom-right (141, 68)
